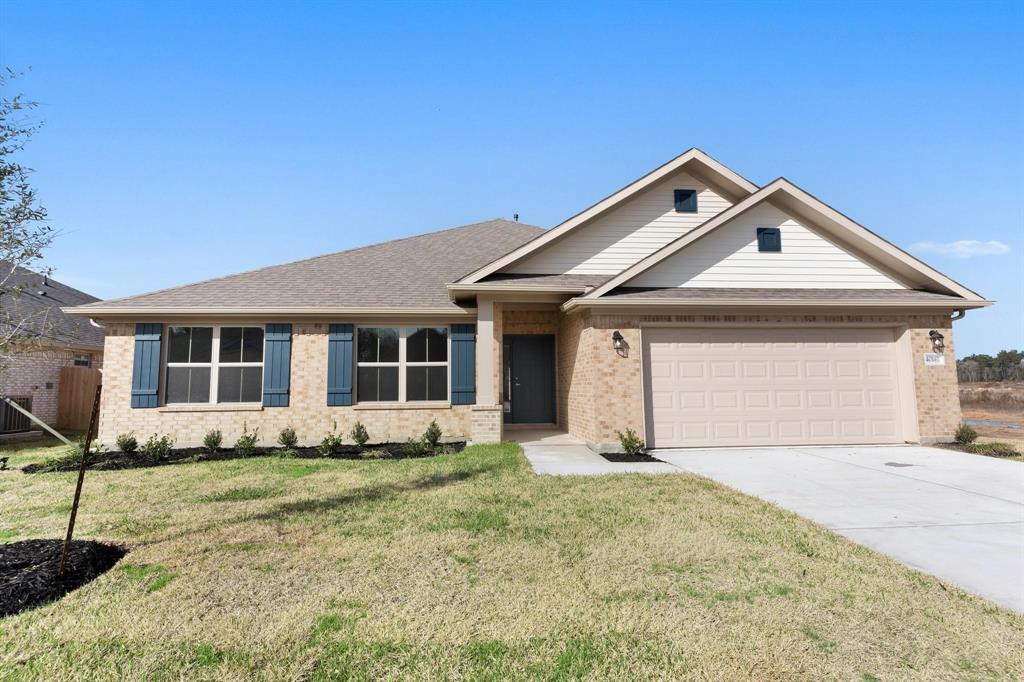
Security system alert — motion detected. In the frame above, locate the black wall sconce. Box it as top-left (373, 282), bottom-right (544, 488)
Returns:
top-left (929, 330), bottom-right (945, 353)
top-left (611, 330), bottom-right (628, 357)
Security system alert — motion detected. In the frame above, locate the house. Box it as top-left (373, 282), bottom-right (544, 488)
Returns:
top-left (0, 265), bottom-right (105, 432)
top-left (65, 150), bottom-right (992, 450)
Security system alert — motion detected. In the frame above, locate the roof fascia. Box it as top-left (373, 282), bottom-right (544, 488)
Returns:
top-left (454, 149), bottom-right (758, 285)
top-left (561, 296), bottom-right (993, 313)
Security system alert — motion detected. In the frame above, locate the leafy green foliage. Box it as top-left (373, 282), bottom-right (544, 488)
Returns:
top-left (615, 428), bottom-right (645, 456)
top-left (277, 426), bottom-right (299, 450)
top-left (115, 432), bottom-right (138, 454)
top-left (955, 423), bottom-right (978, 444)
top-left (423, 420), bottom-right (442, 450)
top-left (140, 434), bottom-right (174, 461)
top-left (349, 421), bottom-right (369, 449)
top-left (965, 441), bottom-right (1020, 457)
top-left (403, 438), bottom-right (430, 458)
top-left (202, 429), bottom-right (223, 454)
top-left (320, 424), bottom-right (345, 456)
top-left (234, 423), bottom-right (260, 456)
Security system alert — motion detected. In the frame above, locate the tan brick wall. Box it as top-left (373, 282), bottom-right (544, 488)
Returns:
top-left (0, 347), bottom-right (103, 425)
top-left (470, 405), bottom-right (502, 443)
top-left (99, 323), bottom-right (469, 448)
top-left (565, 311), bottom-right (961, 448)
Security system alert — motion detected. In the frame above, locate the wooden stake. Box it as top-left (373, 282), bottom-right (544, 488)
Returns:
top-left (58, 384), bottom-right (102, 577)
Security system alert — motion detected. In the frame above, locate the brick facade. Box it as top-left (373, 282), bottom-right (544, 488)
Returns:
top-left (0, 347), bottom-right (103, 426)
top-left (98, 311), bottom-right (961, 450)
top-left (559, 311), bottom-right (961, 449)
top-left (98, 323), bottom-right (469, 448)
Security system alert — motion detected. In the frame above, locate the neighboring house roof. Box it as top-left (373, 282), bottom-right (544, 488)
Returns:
top-left (582, 178), bottom-right (990, 303)
top-left (454, 149), bottom-right (759, 284)
top-left (1, 263), bottom-right (105, 349)
top-left (68, 220), bottom-right (545, 317)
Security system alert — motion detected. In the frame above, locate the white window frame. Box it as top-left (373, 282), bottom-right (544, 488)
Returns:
top-left (163, 326), bottom-right (265, 405)
top-left (355, 325), bottom-right (450, 403)
top-left (72, 353), bottom-right (92, 367)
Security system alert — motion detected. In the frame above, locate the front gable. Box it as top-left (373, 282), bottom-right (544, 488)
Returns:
top-left (628, 201), bottom-right (906, 289)
top-left (507, 169), bottom-right (736, 276)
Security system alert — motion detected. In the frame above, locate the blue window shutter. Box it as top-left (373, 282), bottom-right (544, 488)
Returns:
top-left (450, 324), bottom-right (476, 405)
top-left (131, 323), bottom-right (162, 408)
top-left (674, 188), bottom-right (697, 212)
top-left (263, 324), bottom-right (292, 407)
top-left (327, 324), bottom-right (353, 406)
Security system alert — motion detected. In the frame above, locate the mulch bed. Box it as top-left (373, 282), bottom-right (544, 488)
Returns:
top-left (0, 539), bottom-right (126, 617)
top-left (599, 452), bottom-right (664, 463)
top-left (22, 442), bottom-right (467, 474)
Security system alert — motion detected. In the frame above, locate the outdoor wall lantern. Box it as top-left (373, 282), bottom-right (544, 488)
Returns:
top-left (611, 330), bottom-right (624, 350)
top-left (929, 330), bottom-right (945, 353)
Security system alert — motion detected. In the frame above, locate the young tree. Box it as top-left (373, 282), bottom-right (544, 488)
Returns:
top-left (0, 69), bottom-right (57, 371)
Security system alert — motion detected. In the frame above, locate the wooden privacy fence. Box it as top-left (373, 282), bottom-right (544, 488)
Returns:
top-left (57, 366), bottom-right (102, 430)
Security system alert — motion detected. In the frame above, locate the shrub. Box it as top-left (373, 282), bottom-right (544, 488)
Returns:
top-left (140, 434), bottom-right (174, 461)
top-left (234, 424), bottom-right (260, 456)
top-left (403, 438), bottom-right (429, 458)
top-left (278, 426), bottom-right (299, 450)
top-left (202, 429), bottom-right (223, 455)
top-left (361, 448), bottom-right (391, 460)
top-left (966, 441), bottom-right (1020, 457)
top-left (320, 422), bottom-right (345, 456)
top-left (116, 431), bottom-right (138, 454)
top-left (423, 420), bottom-right (442, 450)
top-left (615, 428), bottom-right (646, 456)
top-left (349, 421), bottom-right (369, 449)
top-left (955, 423), bottom-right (979, 445)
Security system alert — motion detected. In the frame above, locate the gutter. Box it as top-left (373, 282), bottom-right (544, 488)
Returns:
top-left (561, 297), bottom-right (996, 313)
top-left (62, 306), bottom-right (478, 319)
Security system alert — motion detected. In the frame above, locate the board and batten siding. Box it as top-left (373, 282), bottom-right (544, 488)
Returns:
top-left (508, 171), bottom-right (734, 275)
top-left (629, 203), bottom-right (907, 289)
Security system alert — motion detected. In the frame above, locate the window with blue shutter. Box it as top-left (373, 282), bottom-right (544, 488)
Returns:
top-left (757, 227), bottom-right (782, 252)
top-left (131, 323), bottom-right (162, 408)
top-left (263, 324), bottom-right (292, 407)
top-left (450, 324), bottom-right (476, 405)
top-left (327, 324), bottom-right (353, 406)
top-left (674, 189), bottom-right (697, 213)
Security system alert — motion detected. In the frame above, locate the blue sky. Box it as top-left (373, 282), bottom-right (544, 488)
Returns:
top-left (1, 0), bottom-right (1021, 356)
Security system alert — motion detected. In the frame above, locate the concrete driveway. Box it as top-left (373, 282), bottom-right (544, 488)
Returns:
top-left (656, 445), bottom-right (1024, 612)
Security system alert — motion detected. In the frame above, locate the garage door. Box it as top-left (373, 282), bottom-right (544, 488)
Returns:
top-left (643, 327), bottom-right (906, 448)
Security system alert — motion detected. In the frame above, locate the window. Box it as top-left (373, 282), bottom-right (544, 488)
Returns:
top-left (674, 188), bottom-right (697, 213)
top-left (165, 326), bottom-right (263, 404)
top-left (73, 354), bottom-right (92, 367)
top-left (356, 326), bottom-right (448, 402)
top-left (757, 227), bottom-right (782, 252)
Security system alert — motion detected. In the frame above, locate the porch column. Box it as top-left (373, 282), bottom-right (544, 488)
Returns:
top-left (471, 296), bottom-right (503, 443)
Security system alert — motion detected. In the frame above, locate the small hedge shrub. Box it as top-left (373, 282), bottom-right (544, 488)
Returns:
top-left (234, 424), bottom-right (260, 456)
top-left (424, 420), bottom-right (442, 450)
top-left (615, 428), bottom-right (646, 456)
top-left (203, 429), bottom-right (223, 454)
top-left (278, 426), bottom-right (299, 450)
top-left (116, 432), bottom-right (138, 454)
top-left (955, 423), bottom-right (979, 445)
top-left (140, 434), bottom-right (174, 461)
top-left (349, 422), bottom-right (369, 449)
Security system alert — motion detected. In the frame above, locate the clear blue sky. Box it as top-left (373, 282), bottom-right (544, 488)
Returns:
top-left (1, 0), bottom-right (1021, 356)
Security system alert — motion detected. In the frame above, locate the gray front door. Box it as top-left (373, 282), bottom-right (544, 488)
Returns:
top-left (504, 334), bottom-right (556, 424)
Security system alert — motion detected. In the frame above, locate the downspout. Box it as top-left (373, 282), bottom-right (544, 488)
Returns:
top-left (951, 309), bottom-right (965, 321)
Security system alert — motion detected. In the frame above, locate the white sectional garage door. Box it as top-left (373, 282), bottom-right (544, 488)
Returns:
top-left (643, 327), bottom-right (906, 448)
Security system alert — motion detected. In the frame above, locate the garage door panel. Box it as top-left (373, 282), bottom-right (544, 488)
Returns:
top-left (644, 327), bottom-right (905, 448)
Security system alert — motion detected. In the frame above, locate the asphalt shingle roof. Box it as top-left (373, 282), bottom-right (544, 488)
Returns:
top-left (72, 219), bottom-right (545, 313)
top-left (1, 264), bottom-right (104, 348)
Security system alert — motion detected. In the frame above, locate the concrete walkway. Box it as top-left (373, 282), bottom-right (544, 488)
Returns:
top-left (511, 428), bottom-right (678, 475)
top-left (657, 445), bottom-right (1024, 612)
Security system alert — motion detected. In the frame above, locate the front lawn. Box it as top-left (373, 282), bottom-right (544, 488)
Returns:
top-left (1, 442), bottom-right (1021, 680)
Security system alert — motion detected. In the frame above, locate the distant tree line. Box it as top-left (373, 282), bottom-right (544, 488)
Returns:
top-left (957, 350), bottom-right (1024, 382)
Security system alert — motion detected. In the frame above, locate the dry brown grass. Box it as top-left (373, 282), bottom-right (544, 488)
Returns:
top-left (1, 442), bottom-right (1022, 681)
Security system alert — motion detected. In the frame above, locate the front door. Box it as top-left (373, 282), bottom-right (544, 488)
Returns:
top-left (503, 334), bottom-right (556, 424)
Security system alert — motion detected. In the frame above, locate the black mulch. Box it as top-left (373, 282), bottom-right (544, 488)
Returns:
top-left (23, 442), bottom-right (467, 474)
top-left (0, 539), bottom-right (126, 617)
top-left (599, 452), bottom-right (664, 463)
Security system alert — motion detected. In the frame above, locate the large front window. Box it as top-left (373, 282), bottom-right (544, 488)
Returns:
top-left (356, 326), bottom-right (448, 402)
top-left (165, 326), bottom-right (264, 404)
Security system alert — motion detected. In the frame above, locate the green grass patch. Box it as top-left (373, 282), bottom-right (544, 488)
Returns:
top-left (198, 486), bottom-right (280, 503)
top-left (120, 563), bottom-right (178, 592)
